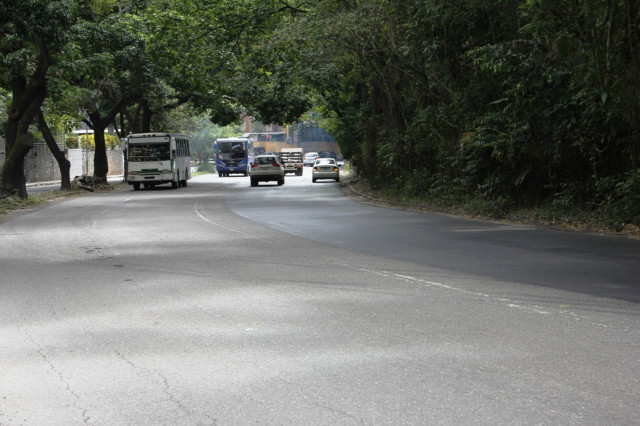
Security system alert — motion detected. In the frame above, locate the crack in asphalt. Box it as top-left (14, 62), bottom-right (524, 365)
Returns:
top-left (113, 350), bottom-right (218, 423)
top-left (20, 321), bottom-right (92, 424)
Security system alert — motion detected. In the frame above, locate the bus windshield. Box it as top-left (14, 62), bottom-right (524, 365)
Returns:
top-left (128, 143), bottom-right (171, 162)
top-left (217, 141), bottom-right (246, 161)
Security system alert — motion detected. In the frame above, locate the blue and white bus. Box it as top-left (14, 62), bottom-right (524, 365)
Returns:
top-left (215, 137), bottom-right (254, 177)
top-left (124, 132), bottom-right (191, 190)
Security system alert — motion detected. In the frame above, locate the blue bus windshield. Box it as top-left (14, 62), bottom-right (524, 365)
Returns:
top-left (217, 141), bottom-right (246, 161)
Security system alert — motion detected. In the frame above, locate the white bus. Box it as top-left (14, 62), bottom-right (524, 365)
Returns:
top-left (124, 133), bottom-right (191, 190)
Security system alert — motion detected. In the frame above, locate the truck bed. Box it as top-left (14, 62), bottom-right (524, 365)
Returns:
top-left (280, 150), bottom-right (304, 176)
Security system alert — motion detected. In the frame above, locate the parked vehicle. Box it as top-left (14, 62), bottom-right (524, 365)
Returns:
top-left (250, 155), bottom-right (285, 186)
top-left (280, 147), bottom-right (304, 176)
top-left (303, 152), bottom-right (319, 167)
top-left (312, 158), bottom-right (340, 183)
top-left (124, 132), bottom-right (191, 190)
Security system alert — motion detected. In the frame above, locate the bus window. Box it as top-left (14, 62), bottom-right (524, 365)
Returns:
top-left (129, 144), bottom-right (170, 161)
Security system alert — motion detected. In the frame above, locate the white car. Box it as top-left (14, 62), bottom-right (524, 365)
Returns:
top-left (250, 155), bottom-right (285, 186)
top-left (303, 152), bottom-right (319, 167)
top-left (312, 158), bottom-right (340, 182)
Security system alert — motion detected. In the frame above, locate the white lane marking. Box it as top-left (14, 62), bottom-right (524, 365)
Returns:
top-left (352, 265), bottom-right (552, 315)
top-left (194, 202), bottom-right (249, 235)
top-left (348, 265), bottom-right (640, 333)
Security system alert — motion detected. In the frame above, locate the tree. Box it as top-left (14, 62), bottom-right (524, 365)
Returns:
top-left (61, 8), bottom-right (145, 181)
top-left (278, 0), bottom-right (639, 225)
top-left (0, 0), bottom-right (75, 198)
top-left (135, 0), bottom-right (312, 130)
top-left (86, 0), bottom-right (312, 143)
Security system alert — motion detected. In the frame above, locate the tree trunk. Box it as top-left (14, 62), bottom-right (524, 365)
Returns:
top-left (142, 101), bottom-right (153, 132)
top-left (88, 110), bottom-right (109, 183)
top-left (0, 133), bottom-right (34, 199)
top-left (85, 94), bottom-right (132, 183)
top-left (0, 35), bottom-right (50, 199)
top-left (36, 110), bottom-right (71, 190)
top-left (1, 89), bottom-right (45, 198)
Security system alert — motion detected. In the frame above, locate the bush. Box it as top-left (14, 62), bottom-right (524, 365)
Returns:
top-left (65, 133), bottom-right (121, 150)
top-left (198, 162), bottom-right (215, 173)
top-left (611, 169), bottom-right (640, 225)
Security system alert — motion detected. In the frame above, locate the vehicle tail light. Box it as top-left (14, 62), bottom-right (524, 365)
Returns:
top-left (313, 167), bottom-right (318, 172)
top-left (251, 163), bottom-right (259, 168)
top-left (333, 167), bottom-right (338, 171)
top-left (272, 163), bottom-right (281, 167)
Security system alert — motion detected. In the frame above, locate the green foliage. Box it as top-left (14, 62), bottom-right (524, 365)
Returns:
top-left (608, 169), bottom-right (640, 225)
top-left (64, 132), bottom-right (120, 150)
top-left (275, 0), bottom-right (640, 225)
top-left (137, 0), bottom-right (312, 128)
top-left (196, 162), bottom-right (215, 173)
top-left (0, 88), bottom-right (9, 135)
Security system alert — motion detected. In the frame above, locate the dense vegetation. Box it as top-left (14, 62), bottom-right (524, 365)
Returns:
top-left (279, 0), bottom-right (640, 228)
top-left (1, 0), bottom-right (639, 228)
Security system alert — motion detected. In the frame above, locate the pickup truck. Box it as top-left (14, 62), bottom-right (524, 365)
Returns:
top-left (279, 148), bottom-right (304, 176)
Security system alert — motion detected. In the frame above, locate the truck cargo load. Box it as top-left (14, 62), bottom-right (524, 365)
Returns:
top-left (280, 148), bottom-right (304, 176)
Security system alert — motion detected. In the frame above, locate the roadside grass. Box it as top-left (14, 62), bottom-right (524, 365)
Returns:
top-left (0, 190), bottom-right (71, 216)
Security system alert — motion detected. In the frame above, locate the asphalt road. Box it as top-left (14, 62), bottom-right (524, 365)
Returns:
top-left (1, 170), bottom-right (639, 425)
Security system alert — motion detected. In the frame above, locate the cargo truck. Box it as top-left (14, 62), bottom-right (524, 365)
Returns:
top-left (280, 147), bottom-right (304, 176)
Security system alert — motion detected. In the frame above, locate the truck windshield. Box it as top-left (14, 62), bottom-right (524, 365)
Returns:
top-left (128, 144), bottom-right (171, 161)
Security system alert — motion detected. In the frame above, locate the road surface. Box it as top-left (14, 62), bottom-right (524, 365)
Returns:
top-left (1, 171), bottom-right (639, 424)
